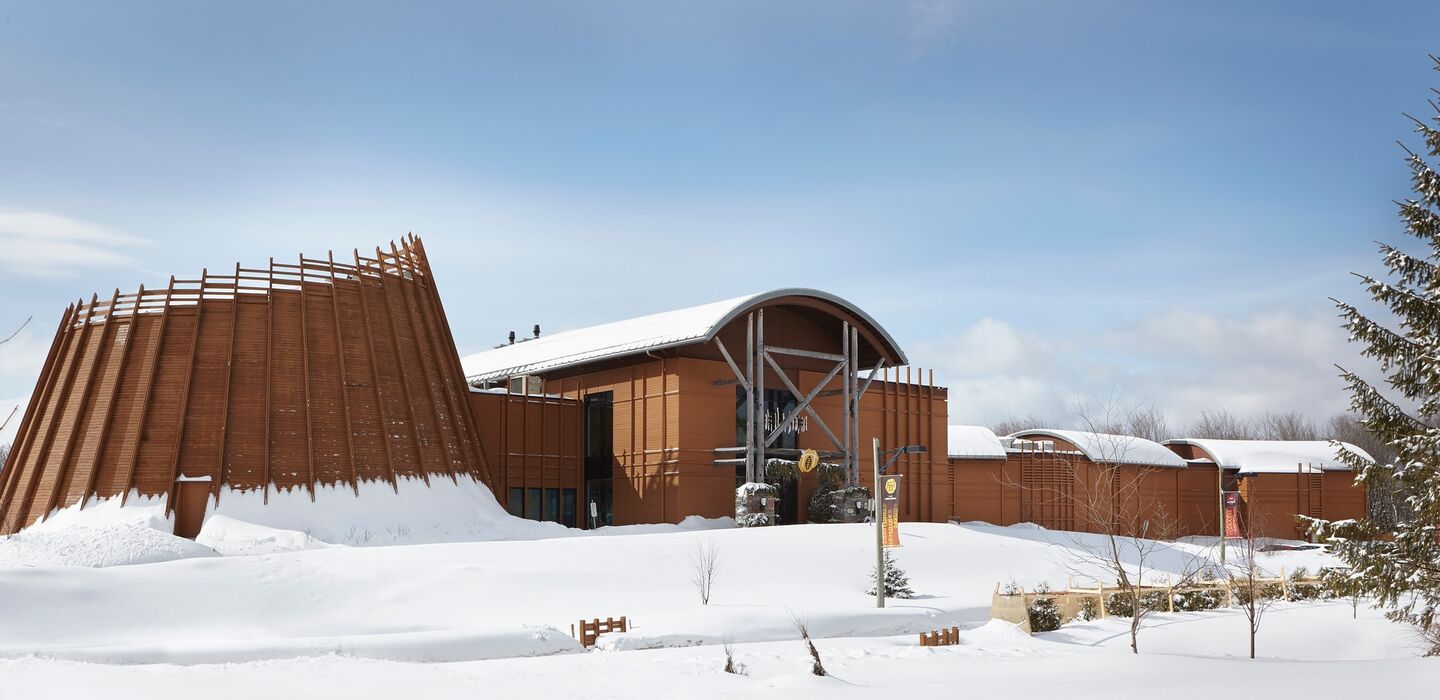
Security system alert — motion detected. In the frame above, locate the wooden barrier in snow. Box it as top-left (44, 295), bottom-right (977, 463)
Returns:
top-left (919, 627), bottom-right (960, 647)
top-left (572, 616), bottom-right (629, 648)
top-left (990, 568), bottom-right (1321, 634)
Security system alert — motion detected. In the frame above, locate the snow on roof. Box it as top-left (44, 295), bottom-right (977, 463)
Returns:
top-left (1162, 438), bottom-right (1374, 474)
top-left (947, 425), bottom-right (1007, 459)
top-left (1009, 429), bottom-right (1187, 468)
top-left (461, 288), bottom-right (907, 382)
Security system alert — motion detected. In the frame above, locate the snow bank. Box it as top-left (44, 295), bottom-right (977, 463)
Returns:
top-left (196, 516), bottom-right (336, 556)
top-left (208, 475), bottom-right (569, 546)
top-left (0, 625), bottom-right (579, 665)
top-left (0, 494), bottom-right (216, 568)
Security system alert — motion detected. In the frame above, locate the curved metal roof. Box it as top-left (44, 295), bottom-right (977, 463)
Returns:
top-left (1162, 438), bottom-right (1374, 474)
top-left (1009, 429), bottom-right (1188, 468)
top-left (461, 288), bottom-right (907, 382)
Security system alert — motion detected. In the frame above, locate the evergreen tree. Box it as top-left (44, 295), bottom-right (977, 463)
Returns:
top-left (1314, 56), bottom-right (1440, 651)
top-left (867, 550), bottom-right (915, 599)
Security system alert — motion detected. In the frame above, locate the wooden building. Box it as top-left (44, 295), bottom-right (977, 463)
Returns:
top-left (0, 236), bottom-right (489, 537)
top-left (462, 289), bottom-right (950, 528)
top-left (1163, 438), bottom-right (1369, 540)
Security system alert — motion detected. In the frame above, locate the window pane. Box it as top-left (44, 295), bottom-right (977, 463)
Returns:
top-left (562, 489), bottom-right (577, 527)
top-left (544, 488), bottom-right (559, 522)
top-left (526, 488), bottom-right (542, 521)
top-left (506, 488), bottom-right (524, 517)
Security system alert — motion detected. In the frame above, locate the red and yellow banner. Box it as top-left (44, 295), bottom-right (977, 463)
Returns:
top-left (1222, 491), bottom-right (1241, 538)
top-left (880, 474), bottom-right (902, 548)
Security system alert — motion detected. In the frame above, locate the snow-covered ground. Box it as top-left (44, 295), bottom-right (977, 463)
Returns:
top-left (0, 500), bottom-right (1432, 697)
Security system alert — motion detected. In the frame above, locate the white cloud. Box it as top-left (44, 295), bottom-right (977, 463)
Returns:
top-left (906, 0), bottom-right (965, 55)
top-left (0, 208), bottom-right (150, 278)
top-left (922, 308), bottom-right (1366, 434)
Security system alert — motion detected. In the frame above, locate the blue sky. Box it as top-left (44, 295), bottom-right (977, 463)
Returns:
top-left (2, 1), bottom-right (1437, 439)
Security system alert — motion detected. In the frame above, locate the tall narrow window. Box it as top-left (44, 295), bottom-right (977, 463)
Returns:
top-left (584, 392), bottom-right (615, 528)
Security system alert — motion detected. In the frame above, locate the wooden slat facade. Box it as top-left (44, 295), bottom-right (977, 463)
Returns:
top-left (0, 235), bottom-right (491, 535)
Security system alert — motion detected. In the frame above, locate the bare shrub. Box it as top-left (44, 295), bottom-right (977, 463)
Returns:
top-left (790, 613), bottom-right (826, 676)
top-left (690, 539), bottom-right (721, 605)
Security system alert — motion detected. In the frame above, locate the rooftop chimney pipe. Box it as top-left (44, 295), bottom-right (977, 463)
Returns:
top-left (508, 330), bottom-right (515, 345)
top-left (533, 324), bottom-right (541, 339)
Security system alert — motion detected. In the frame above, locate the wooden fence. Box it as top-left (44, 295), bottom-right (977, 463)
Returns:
top-left (572, 616), bottom-right (629, 648)
top-left (918, 627), bottom-right (960, 647)
top-left (991, 568), bottom-right (1320, 634)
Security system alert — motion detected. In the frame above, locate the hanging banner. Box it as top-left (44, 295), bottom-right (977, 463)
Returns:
top-left (881, 474), bottom-right (902, 548)
top-left (1222, 491), bottom-right (1241, 538)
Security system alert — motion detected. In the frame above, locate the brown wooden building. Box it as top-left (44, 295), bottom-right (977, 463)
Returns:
top-left (1163, 438), bottom-right (1369, 540)
top-left (947, 427), bottom-right (1369, 541)
top-left (462, 289), bottom-right (950, 528)
top-left (0, 236), bottom-right (489, 537)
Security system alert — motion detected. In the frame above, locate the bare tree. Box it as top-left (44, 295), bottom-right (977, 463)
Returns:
top-left (1043, 400), bottom-right (1211, 654)
top-left (689, 538), bottom-right (721, 605)
top-left (1256, 411), bottom-right (1319, 440)
top-left (1188, 409), bottom-right (1257, 439)
top-left (789, 613), bottom-right (826, 676)
top-left (991, 414), bottom-right (1046, 437)
top-left (1124, 403), bottom-right (1171, 443)
top-left (1226, 514), bottom-right (1279, 659)
top-left (0, 316), bottom-right (31, 464)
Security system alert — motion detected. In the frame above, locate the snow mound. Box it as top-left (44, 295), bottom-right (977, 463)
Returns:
top-left (0, 518), bottom-right (217, 568)
top-left (196, 516), bottom-right (337, 556)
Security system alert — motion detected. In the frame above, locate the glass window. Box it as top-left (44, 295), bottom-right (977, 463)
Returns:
top-left (562, 489), bottom-right (577, 527)
top-left (506, 488), bottom-right (523, 517)
top-left (526, 488), bottom-right (542, 521)
top-left (544, 488), bottom-right (559, 522)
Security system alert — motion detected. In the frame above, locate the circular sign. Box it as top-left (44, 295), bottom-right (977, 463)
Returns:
top-left (797, 449), bottom-right (820, 473)
top-left (884, 478), bottom-right (898, 495)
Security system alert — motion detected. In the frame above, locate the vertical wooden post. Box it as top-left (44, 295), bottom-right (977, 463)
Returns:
top-left (263, 258), bottom-right (274, 503)
top-left (121, 278), bottom-right (175, 505)
top-left (391, 240), bottom-right (457, 483)
top-left (82, 289), bottom-right (138, 509)
top-left (375, 246), bottom-right (430, 487)
top-left (297, 254), bottom-right (316, 500)
top-left (214, 262), bottom-right (241, 504)
top-left (325, 252), bottom-right (361, 494)
top-left (164, 271), bottom-right (208, 515)
top-left (40, 292), bottom-right (110, 520)
top-left (14, 300), bottom-right (91, 525)
top-left (352, 250), bottom-right (400, 493)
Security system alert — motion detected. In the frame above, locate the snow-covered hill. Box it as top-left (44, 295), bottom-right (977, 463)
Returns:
top-left (0, 513), bottom-right (1430, 698)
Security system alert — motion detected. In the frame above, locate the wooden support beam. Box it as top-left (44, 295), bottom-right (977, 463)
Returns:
top-left (41, 292), bottom-right (109, 520)
top-left (121, 278), bottom-right (175, 506)
top-left (298, 254), bottom-right (316, 501)
top-left (214, 262), bottom-right (241, 504)
top-left (376, 245), bottom-right (430, 487)
top-left (82, 289), bottom-right (138, 508)
top-left (326, 252), bottom-right (361, 494)
top-left (353, 249), bottom-right (400, 493)
top-left (393, 240), bottom-right (458, 484)
top-left (164, 270), bottom-right (208, 516)
top-left (15, 299), bottom-right (91, 525)
top-left (0, 305), bottom-right (75, 527)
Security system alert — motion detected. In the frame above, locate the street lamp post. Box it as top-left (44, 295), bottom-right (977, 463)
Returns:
top-left (873, 437), bottom-right (926, 609)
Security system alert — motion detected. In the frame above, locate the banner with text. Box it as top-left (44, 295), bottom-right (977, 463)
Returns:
top-left (881, 474), bottom-right (902, 548)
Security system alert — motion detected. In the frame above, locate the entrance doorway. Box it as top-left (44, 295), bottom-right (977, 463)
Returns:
top-left (171, 478), bottom-right (211, 539)
top-left (584, 391), bottom-right (614, 528)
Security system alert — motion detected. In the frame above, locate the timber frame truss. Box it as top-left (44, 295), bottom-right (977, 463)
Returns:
top-left (712, 309), bottom-right (886, 486)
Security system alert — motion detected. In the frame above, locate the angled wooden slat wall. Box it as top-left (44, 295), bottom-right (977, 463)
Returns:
top-left (0, 236), bottom-right (493, 534)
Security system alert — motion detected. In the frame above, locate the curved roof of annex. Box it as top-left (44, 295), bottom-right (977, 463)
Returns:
top-left (1162, 438), bottom-right (1374, 474)
top-left (1009, 429), bottom-right (1188, 468)
top-left (461, 288), bottom-right (908, 383)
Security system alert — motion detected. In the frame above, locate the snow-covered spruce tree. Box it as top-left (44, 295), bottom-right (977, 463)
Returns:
top-left (867, 550), bottom-right (915, 599)
top-left (1314, 55), bottom-right (1440, 653)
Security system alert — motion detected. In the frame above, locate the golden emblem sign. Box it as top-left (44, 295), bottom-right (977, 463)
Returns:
top-left (884, 478), bottom-right (898, 495)
top-left (797, 449), bottom-right (820, 473)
